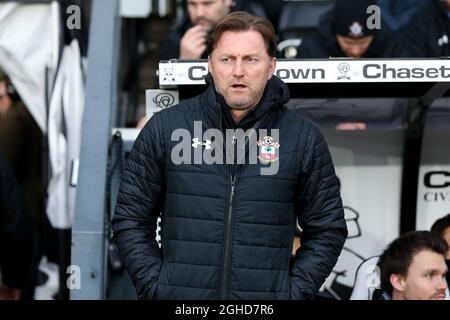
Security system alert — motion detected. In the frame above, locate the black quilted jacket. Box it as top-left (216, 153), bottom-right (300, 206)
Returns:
top-left (112, 75), bottom-right (347, 300)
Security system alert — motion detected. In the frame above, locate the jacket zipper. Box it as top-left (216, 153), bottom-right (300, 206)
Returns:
top-left (220, 172), bottom-right (237, 299)
top-left (218, 115), bottom-right (269, 299)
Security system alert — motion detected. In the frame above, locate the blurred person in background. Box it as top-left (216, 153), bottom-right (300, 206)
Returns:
top-left (160, 0), bottom-right (233, 60)
top-left (0, 151), bottom-right (34, 300)
top-left (0, 69), bottom-right (43, 238)
top-left (296, 0), bottom-right (411, 59)
top-left (376, 231), bottom-right (448, 300)
top-left (159, 0), bottom-right (281, 60)
top-left (0, 69), bottom-right (42, 299)
top-left (431, 213), bottom-right (450, 285)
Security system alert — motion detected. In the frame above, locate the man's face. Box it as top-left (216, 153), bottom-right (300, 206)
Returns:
top-left (208, 30), bottom-right (276, 111)
top-left (336, 35), bottom-right (374, 58)
top-left (0, 80), bottom-right (12, 112)
top-left (187, 0), bottom-right (232, 31)
top-left (393, 250), bottom-right (448, 300)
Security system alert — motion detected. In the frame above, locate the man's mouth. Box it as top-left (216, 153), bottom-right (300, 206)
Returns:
top-left (432, 293), bottom-right (446, 300)
top-left (231, 84), bottom-right (247, 89)
top-left (195, 19), bottom-right (211, 29)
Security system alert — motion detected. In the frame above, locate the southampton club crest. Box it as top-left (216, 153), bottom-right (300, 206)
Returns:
top-left (257, 136), bottom-right (280, 163)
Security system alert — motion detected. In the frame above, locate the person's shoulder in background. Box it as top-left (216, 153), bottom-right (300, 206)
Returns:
top-left (400, 3), bottom-right (445, 58)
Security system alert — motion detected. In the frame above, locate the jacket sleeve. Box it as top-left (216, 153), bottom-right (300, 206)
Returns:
top-left (290, 124), bottom-right (348, 300)
top-left (111, 113), bottom-right (165, 300)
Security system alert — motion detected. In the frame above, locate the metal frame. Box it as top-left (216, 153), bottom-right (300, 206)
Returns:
top-left (400, 81), bottom-right (450, 233)
top-left (70, 0), bottom-right (121, 300)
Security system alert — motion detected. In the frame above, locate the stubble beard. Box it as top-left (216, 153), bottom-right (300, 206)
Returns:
top-left (227, 102), bottom-right (252, 111)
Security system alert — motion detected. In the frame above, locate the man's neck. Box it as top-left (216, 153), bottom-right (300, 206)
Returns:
top-left (391, 291), bottom-right (404, 300)
top-left (229, 108), bottom-right (252, 126)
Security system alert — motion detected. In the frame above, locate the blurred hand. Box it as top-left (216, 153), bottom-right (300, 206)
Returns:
top-left (180, 25), bottom-right (208, 59)
top-left (0, 284), bottom-right (21, 300)
top-left (336, 122), bottom-right (367, 131)
top-left (292, 235), bottom-right (301, 257)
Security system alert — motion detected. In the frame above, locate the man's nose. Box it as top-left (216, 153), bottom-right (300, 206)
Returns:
top-left (232, 61), bottom-right (244, 77)
top-left (194, 5), bottom-right (205, 17)
top-left (437, 276), bottom-right (448, 291)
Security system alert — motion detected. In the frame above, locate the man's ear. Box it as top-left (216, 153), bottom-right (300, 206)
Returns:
top-left (268, 57), bottom-right (277, 79)
top-left (390, 274), bottom-right (406, 292)
top-left (208, 56), bottom-right (212, 73)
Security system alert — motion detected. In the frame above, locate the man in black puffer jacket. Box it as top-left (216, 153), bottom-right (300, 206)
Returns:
top-left (112, 12), bottom-right (347, 300)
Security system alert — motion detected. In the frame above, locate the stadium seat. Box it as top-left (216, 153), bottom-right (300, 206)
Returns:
top-left (350, 256), bottom-right (381, 300)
